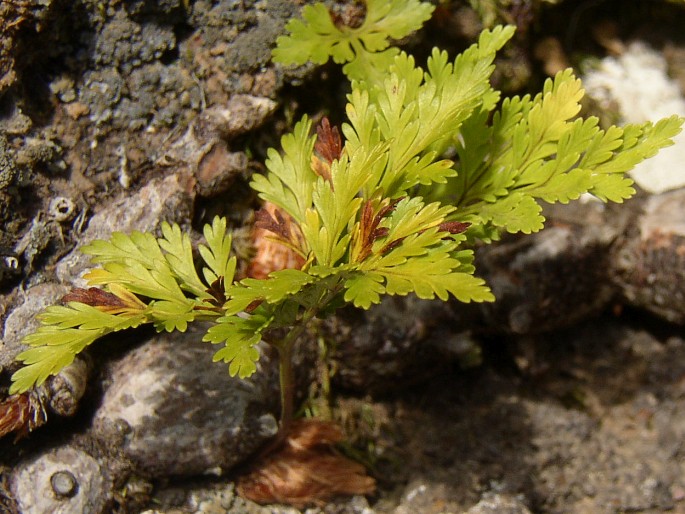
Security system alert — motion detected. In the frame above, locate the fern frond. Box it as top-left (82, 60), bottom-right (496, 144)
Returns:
top-left (588, 115), bottom-right (683, 201)
top-left (272, 0), bottom-right (435, 81)
top-left (159, 221), bottom-right (211, 299)
top-left (199, 216), bottom-right (237, 285)
top-left (344, 26), bottom-right (515, 198)
top-left (251, 117), bottom-right (317, 225)
top-left (203, 312), bottom-right (272, 379)
top-left (9, 305), bottom-right (148, 394)
top-left (224, 269), bottom-right (316, 315)
top-left (301, 142), bottom-right (388, 266)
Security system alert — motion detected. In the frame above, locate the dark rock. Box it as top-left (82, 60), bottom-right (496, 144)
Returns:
top-left (0, 134), bottom-right (17, 191)
top-left (328, 295), bottom-right (457, 392)
top-left (612, 188), bottom-right (685, 323)
top-left (474, 200), bottom-right (626, 334)
top-left (91, 324), bottom-right (280, 477)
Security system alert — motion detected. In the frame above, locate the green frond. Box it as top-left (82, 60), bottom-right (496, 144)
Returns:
top-left (589, 115), bottom-right (683, 201)
top-left (434, 68), bottom-right (682, 237)
top-left (250, 117), bottom-right (317, 224)
top-left (83, 230), bottom-right (164, 269)
top-left (10, 328), bottom-right (100, 394)
top-left (344, 272), bottom-right (386, 309)
top-left (345, 26), bottom-right (515, 198)
top-left (199, 216), bottom-right (237, 285)
top-left (9, 304), bottom-right (149, 394)
top-left (39, 303), bottom-right (147, 331)
top-left (203, 312), bottom-right (272, 379)
top-left (374, 197), bottom-right (456, 248)
top-left (302, 142), bottom-right (388, 266)
top-left (159, 221), bottom-right (210, 299)
top-left (272, 0), bottom-right (434, 81)
top-left (224, 269), bottom-right (316, 315)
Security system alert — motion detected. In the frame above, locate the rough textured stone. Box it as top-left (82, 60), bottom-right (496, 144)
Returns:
top-left (160, 96), bottom-right (276, 197)
top-left (466, 493), bottom-right (532, 514)
top-left (55, 173), bottom-right (194, 286)
top-left (0, 282), bottom-right (69, 371)
top-left (92, 323), bottom-right (280, 477)
top-left (612, 188), bottom-right (685, 323)
top-left (10, 446), bottom-right (111, 514)
top-left (474, 200), bottom-right (625, 334)
top-left (328, 295), bottom-right (457, 392)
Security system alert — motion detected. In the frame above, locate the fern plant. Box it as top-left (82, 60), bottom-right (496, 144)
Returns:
top-left (9, 0), bottom-right (682, 446)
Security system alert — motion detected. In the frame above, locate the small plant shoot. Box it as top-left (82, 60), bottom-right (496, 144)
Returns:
top-left (9, 0), bottom-right (683, 457)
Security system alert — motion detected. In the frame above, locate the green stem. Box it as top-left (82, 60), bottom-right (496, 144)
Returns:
top-left (276, 331), bottom-right (297, 434)
top-left (272, 282), bottom-right (343, 435)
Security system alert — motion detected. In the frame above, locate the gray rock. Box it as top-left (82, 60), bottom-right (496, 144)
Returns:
top-left (10, 446), bottom-right (111, 514)
top-left (55, 173), bottom-right (193, 286)
top-left (79, 68), bottom-right (124, 127)
top-left (466, 493), bottom-right (532, 514)
top-left (93, 10), bottom-right (176, 72)
top-left (474, 200), bottom-right (624, 334)
top-left (612, 188), bottom-right (685, 323)
top-left (1, 282), bottom-right (69, 371)
top-left (91, 324), bottom-right (280, 477)
top-left (199, 95), bottom-right (279, 139)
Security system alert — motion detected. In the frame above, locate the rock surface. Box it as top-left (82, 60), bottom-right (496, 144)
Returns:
top-left (0, 282), bottom-right (69, 371)
top-left (9, 446), bottom-right (111, 514)
top-left (612, 188), bottom-right (685, 323)
top-left (91, 324), bottom-right (281, 477)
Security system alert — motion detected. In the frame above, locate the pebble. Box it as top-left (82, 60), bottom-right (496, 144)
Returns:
top-left (10, 446), bottom-right (111, 514)
top-left (91, 323), bottom-right (280, 476)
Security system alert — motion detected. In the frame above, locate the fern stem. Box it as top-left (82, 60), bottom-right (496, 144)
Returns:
top-left (277, 339), bottom-right (296, 433)
top-left (273, 282), bottom-right (343, 435)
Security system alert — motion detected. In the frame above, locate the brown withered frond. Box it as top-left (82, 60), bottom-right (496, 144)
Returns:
top-left (62, 285), bottom-right (146, 314)
top-left (0, 391), bottom-right (47, 441)
top-left (237, 419), bottom-right (376, 508)
top-left (253, 208), bottom-right (291, 241)
top-left (314, 117), bottom-right (342, 164)
top-left (355, 198), bottom-right (403, 262)
top-left (62, 287), bottom-right (127, 309)
top-left (248, 202), bottom-right (306, 280)
top-left (438, 221), bottom-right (471, 235)
top-left (311, 117), bottom-right (343, 186)
top-left (205, 276), bottom-right (226, 307)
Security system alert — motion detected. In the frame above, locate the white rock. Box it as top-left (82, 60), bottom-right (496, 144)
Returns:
top-left (583, 41), bottom-right (685, 193)
top-left (10, 446), bottom-right (111, 514)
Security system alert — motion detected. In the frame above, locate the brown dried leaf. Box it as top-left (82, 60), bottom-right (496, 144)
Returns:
top-left (238, 419), bottom-right (376, 508)
top-left (62, 287), bottom-right (127, 309)
top-left (0, 391), bottom-right (47, 441)
top-left (355, 198), bottom-right (403, 262)
top-left (248, 202), bottom-right (306, 279)
top-left (438, 220), bottom-right (471, 234)
top-left (205, 277), bottom-right (226, 307)
top-left (314, 117), bottom-right (342, 164)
